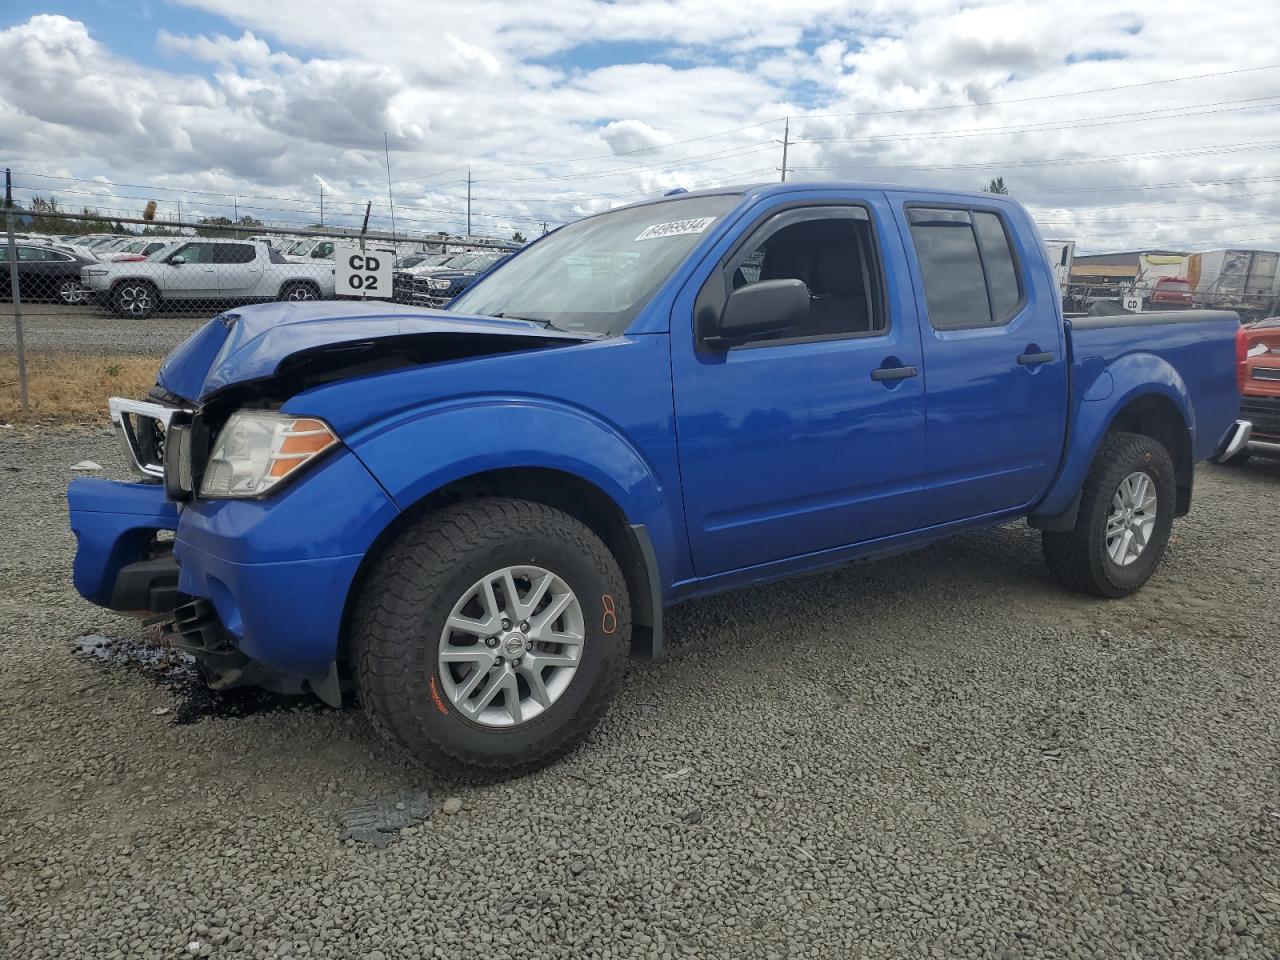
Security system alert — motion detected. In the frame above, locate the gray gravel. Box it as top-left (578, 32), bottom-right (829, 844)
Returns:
top-left (2, 427), bottom-right (1279, 959)
top-left (2, 303), bottom-right (205, 356)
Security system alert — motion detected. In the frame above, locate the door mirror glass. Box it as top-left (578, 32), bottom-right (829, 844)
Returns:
top-left (711, 278), bottom-right (809, 348)
top-left (169, 255), bottom-right (186, 266)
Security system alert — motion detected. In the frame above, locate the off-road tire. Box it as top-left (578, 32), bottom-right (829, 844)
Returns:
top-left (1042, 431), bottom-right (1176, 598)
top-left (352, 498), bottom-right (630, 775)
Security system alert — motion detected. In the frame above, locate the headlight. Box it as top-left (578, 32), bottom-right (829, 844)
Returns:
top-left (426, 277), bottom-right (452, 291)
top-left (201, 411), bottom-right (337, 498)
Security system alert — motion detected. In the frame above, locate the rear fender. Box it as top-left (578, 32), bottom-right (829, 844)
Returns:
top-left (347, 398), bottom-right (680, 598)
top-left (1030, 352), bottom-right (1193, 523)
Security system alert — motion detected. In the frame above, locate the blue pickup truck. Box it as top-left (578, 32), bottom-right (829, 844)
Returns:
top-left (69, 182), bottom-right (1251, 774)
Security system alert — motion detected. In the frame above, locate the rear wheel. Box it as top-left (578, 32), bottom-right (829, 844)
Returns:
top-left (1042, 431), bottom-right (1176, 598)
top-left (112, 281), bottom-right (158, 318)
top-left (279, 281), bottom-right (319, 302)
top-left (57, 278), bottom-right (87, 305)
top-left (352, 498), bottom-right (629, 775)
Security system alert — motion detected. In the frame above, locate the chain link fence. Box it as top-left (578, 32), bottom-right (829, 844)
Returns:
top-left (1, 207), bottom-right (520, 416)
top-left (1063, 281), bottom-right (1280, 319)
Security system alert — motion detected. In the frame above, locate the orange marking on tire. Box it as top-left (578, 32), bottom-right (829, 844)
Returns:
top-left (601, 593), bottom-right (618, 635)
top-left (429, 675), bottom-right (449, 716)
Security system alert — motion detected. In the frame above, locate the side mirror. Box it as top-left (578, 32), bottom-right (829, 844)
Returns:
top-left (708, 278), bottom-right (809, 348)
top-left (169, 255), bottom-right (186, 266)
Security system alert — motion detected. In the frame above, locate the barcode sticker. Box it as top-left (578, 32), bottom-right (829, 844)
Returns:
top-left (633, 217), bottom-right (717, 242)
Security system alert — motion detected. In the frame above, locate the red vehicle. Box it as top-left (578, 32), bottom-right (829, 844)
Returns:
top-left (1226, 318), bottom-right (1280, 463)
top-left (1149, 276), bottom-right (1195, 309)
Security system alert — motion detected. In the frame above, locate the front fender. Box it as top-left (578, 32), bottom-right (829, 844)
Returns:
top-left (1031, 352), bottom-right (1194, 522)
top-left (346, 398), bottom-right (681, 596)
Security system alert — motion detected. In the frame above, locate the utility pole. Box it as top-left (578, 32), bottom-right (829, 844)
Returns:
top-left (4, 168), bottom-right (29, 412)
top-left (384, 132), bottom-right (398, 243)
top-left (466, 166), bottom-right (472, 240)
top-left (319, 185), bottom-right (324, 226)
top-left (540, 221), bottom-right (548, 236)
top-left (777, 117), bottom-right (791, 183)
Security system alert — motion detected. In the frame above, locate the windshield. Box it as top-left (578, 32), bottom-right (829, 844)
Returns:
top-left (397, 253), bottom-right (449, 269)
top-left (285, 239), bottom-right (315, 256)
top-left (450, 194), bottom-right (740, 334)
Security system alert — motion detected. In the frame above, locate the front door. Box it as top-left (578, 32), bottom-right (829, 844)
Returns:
top-left (672, 196), bottom-right (928, 577)
top-left (892, 196), bottom-right (1069, 524)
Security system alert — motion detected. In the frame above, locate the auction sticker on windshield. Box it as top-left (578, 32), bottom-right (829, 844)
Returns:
top-left (633, 217), bottom-right (717, 242)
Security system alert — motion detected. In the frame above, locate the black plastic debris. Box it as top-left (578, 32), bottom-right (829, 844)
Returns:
top-left (338, 788), bottom-right (432, 847)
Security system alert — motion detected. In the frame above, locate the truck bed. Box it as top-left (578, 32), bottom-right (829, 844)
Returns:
top-left (1068, 309), bottom-right (1241, 465)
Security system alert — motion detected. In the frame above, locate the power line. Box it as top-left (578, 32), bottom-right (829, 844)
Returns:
top-left (390, 63), bottom-right (1280, 184)
top-left (789, 95), bottom-right (1280, 145)
top-left (797, 61), bottom-right (1280, 121)
top-left (789, 139), bottom-right (1280, 174)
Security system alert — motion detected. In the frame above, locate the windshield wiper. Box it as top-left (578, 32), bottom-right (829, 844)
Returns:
top-left (490, 311), bottom-right (565, 331)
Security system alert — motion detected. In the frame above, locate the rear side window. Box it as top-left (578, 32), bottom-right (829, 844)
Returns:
top-left (907, 207), bottom-right (1024, 330)
top-left (214, 244), bottom-right (257, 264)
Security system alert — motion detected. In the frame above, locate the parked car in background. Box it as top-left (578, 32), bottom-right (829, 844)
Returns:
top-left (394, 251), bottom-right (510, 306)
top-left (1223, 318), bottom-right (1280, 464)
top-left (80, 238), bottom-right (336, 318)
top-left (395, 253), bottom-right (452, 272)
top-left (1147, 276), bottom-right (1195, 309)
top-left (282, 237), bottom-right (338, 262)
top-left (71, 182), bottom-right (1248, 774)
top-left (51, 241), bottom-right (103, 262)
top-left (107, 238), bottom-right (175, 262)
top-left (399, 251), bottom-right (512, 307)
top-left (2, 243), bottom-right (96, 304)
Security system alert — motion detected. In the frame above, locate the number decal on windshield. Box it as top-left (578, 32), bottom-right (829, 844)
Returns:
top-left (633, 217), bottom-right (717, 242)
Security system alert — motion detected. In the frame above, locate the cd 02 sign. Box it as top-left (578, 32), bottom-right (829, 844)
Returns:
top-left (336, 244), bottom-right (395, 299)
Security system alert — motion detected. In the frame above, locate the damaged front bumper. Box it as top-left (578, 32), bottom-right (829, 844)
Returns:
top-left (68, 445), bottom-right (400, 706)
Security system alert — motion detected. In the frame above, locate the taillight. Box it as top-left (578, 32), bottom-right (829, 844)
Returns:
top-left (1236, 324), bottom-right (1249, 393)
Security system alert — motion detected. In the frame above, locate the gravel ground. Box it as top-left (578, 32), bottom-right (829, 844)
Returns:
top-left (1, 428), bottom-right (1278, 959)
top-left (1, 303), bottom-right (206, 357)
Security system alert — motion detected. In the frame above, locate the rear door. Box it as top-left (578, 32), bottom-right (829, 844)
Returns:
top-left (892, 196), bottom-right (1068, 524)
top-left (672, 192), bottom-right (928, 576)
top-left (210, 243), bottom-right (265, 297)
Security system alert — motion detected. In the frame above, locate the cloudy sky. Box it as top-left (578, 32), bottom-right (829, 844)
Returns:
top-left (2, 0), bottom-right (1279, 252)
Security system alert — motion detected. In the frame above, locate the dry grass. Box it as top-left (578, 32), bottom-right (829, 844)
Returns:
top-left (0, 351), bottom-right (158, 423)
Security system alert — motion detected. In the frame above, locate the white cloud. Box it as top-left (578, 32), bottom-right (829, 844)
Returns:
top-left (0, 4), bottom-right (1278, 248)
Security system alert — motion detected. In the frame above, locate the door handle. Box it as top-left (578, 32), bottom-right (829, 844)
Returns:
top-left (1017, 351), bottom-right (1053, 366)
top-left (871, 365), bottom-right (919, 382)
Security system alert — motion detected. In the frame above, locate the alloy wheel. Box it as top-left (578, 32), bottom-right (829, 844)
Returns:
top-left (437, 565), bottom-right (584, 727)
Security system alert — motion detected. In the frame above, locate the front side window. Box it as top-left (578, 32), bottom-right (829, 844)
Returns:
top-left (724, 208), bottom-right (885, 343)
top-left (451, 194), bottom-right (741, 335)
top-left (174, 243), bottom-right (210, 263)
top-left (907, 207), bottom-right (1024, 330)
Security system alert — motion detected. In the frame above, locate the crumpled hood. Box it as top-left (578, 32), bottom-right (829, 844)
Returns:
top-left (156, 301), bottom-right (592, 402)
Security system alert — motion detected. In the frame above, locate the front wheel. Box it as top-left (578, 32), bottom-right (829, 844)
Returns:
top-left (1042, 431), bottom-right (1176, 598)
top-left (352, 498), bottom-right (629, 775)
